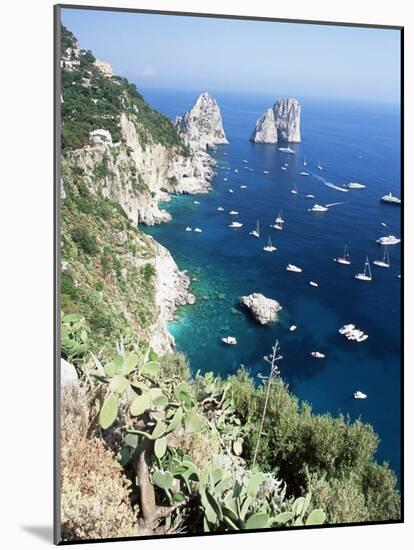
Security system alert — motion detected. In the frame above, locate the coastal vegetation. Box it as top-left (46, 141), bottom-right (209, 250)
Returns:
top-left (60, 24), bottom-right (400, 541)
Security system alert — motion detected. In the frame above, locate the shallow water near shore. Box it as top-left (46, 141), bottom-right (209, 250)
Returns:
top-left (140, 88), bottom-right (401, 479)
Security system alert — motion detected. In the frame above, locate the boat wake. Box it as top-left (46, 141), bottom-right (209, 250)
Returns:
top-left (326, 202), bottom-right (345, 208)
top-left (312, 173), bottom-right (349, 192)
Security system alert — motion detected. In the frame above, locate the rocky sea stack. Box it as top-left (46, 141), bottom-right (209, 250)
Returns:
top-left (176, 92), bottom-right (228, 151)
top-left (250, 98), bottom-right (301, 143)
top-left (240, 293), bottom-right (282, 325)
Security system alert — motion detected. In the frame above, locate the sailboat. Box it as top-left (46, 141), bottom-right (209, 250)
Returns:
top-left (249, 220), bottom-right (260, 238)
top-left (354, 256), bottom-right (372, 281)
top-left (275, 211), bottom-right (285, 224)
top-left (334, 244), bottom-right (351, 265)
top-left (373, 246), bottom-right (390, 268)
top-left (263, 236), bottom-right (277, 252)
top-left (291, 184), bottom-right (298, 195)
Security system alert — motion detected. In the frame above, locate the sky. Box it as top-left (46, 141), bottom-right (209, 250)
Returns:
top-left (61, 8), bottom-right (401, 103)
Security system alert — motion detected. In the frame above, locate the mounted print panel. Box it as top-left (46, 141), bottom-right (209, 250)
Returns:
top-left (55, 4), bottom-right (403, 544)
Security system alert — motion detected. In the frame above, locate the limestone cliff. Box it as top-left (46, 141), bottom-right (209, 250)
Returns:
top-left (176, 92), bottom-right (228, 151)
top-left (250, 97), bottom-right (301, 144)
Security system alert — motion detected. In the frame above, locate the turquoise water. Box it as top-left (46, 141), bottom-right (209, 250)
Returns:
top-left (140, 88), bottom-right (401, 478)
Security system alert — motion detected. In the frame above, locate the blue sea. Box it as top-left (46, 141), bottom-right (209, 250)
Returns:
top-left (139, 88), bottom-right (401, 479)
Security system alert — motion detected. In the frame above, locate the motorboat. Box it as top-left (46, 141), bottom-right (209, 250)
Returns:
top-left (281, 166), bottom-right (288, 171)
top-left (194, 227), bottom-right (203, 233)
top-left (229, 221), bottom-right (243, 228)
top-left (339, 324), bottom-right (355, 335)
top-left (354, 256), bottom-right (372, 281)
top-left (291, 184), bottom-right (298, 194)
top-left (264, 170), bottom-right (269, 174)
top-left (240, 185), bottom-right (247, 189)
top-left (381, 192), bottom-right (401, 205)
top-left (287, 264), bottom-right (302, 273)
top-left (222, 336), bottom-right (237, 345)
top-left (354, 391), bottom-right (367, 400)
top-left (311, 203), bottom-right (328, 212)
top-left (305, 194), bottom-right (315, 199)
top-left (310, 351), bottom-right (325, 358)
top-left (290, 325), bottom-right (297, 332)
top-left (278, 147), bottom-right (295, 154)
top-left (185, 227), bottom-right (192, 232)
top-left (299, 171), bottom-right (310, 176)
top-left (309, 281), bottom-right (319, 287)
top-left (229, 210), bottom-right (239, 215)
top-left (194, 200), bottom-right (200, 204)
top-left (334, 244), bottom-right (351, 265)
top-left (376, 235), bottom-right (401, 245)
top-left (347, 182), bottom-right (366, 189)
top-left (229, 189), bottom-right (234, 193)
top-left (217, 207), bottom-right (225, 211)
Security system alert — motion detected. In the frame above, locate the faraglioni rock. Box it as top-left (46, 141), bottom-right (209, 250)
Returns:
top-left (240, 293), bottom-right (282, 325)
top-left (250, 98), bottom-right (301, 143)
top-left (250, 108), bottom-right (278, 143)
top-left (176, 92), bottom-right (228, 151)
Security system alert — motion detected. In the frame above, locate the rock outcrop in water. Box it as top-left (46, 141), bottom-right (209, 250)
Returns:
top-left (176, 92), bottom-right (228, 151)
top-left (240, 293), bottom-right (282, 325)
top-left (250, 98), bottom-right (301, 143)
top-left (250, 108), bottom-right (278, 143)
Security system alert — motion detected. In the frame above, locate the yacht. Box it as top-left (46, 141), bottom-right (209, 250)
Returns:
top-left (229, 221), bottom-right (243, 228)
top-left (229, 188), bottom-right (234, 193)
top-left (334, 244), bottom-right (351, 265)
top-left (289, 325), bottom-right (297, 332)
top-left (281, 166), bottom-right (288, 171)
top-left (217, 206), bottom-right (225, 211)
top-left (275, 211), bottom-right (285, 224)
top-left (194, 227), bottom-right (203, 233)
top-left (347, 182), bottom-right (366, 189)
top-left (263, 236), bottom-right (277, 252)
top-left (309, 281), bottom-right (319, 287)
top-left (234, 169), bottom-right (239, 173)
top-left (291, 184), bottom-right (298, 195)
top-left (240, 185), bottom-right (247, 189)
top-left (222, 336), bottom-right (237, 345)
top-left (311, 203), bottom-right (328, 212)
top-left (278, 147), bottom-right (295, 154)
top-left (243, 159), bottom-right (248, 163)
top-left (354, 391), bottom-right (367, 400)
top-left (305, 194), bottom-right (315, 199)
top-left (249, 220), bottom-right (260, 238)
top-left (339, 324), bottom-right (355, 335)
top-left (354, 256), bottom-right (372, 281)
top-left (287, 264), bottom-right (302, 273)
top-left (229, 210), bottom-right (239, 215)
top-left (264, 170), bottom-right (270, 174)
top-left (373, 246), bottom-right (390, 268)
top-left (310, 351), bottom-right (325, 359)
top-left (299, 171), bottom-right (310, 176)
top-left (185, 227), bottom-right (192, 232)
top-left (376, 235), bottom-right (401, 245)
top-left (381, 192), bottom-right (401, 205)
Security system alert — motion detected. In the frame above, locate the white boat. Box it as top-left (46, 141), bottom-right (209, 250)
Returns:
top-left (222, 336), bottom-right (237, 345)
top-left (334, 244), bottom-right (351, 265)
top-left (270, 223), bottom-right (283, 230)
top-left (287, 264), bottom-right (302, 273)
top-left (264, 170), bottom-right (270, 174)
top-left (317, 161), bottom-right (323, 170)
top-left (249, 220), bottom-right (260, 238)
top-left (278, 147), bottom-right (295, 154)
top-left (303, 156), bottom-right (307, 167)
top-left (229, 210), bottom-right (239, 215)
top-left (305, 194), bottom-right (315, 199)
top-left (217, 207), bottom-right (224, 211)
top-left (290, 325), bottom-right (297, 332)
top-left (229, 221), bottom-right (243, 228)
top-left (194, 227), bottom-right (203, 233)
top-left (291, 184), bottom-right (298, 195)
top-left (281, 166), bottom-right (288, 171)
top-left (234, 169), bottom-right (239, 173)
top-left (243, 159), bottom-right (248, 163)
top-left (194, 200), bottom-right (200, 205)
top-left (223, 177), bottom-right (228, 181)
top-left (376, 235), bottom-right (401, 245)
top-left (381, 192), bottom-right (401, 205)
top-left (311, 203), bottom-right (328, 212)
top-left (354, 256), bottom-right (372, 281)
top-left (299, 171), bottom-right (310, 176)
top-left (185, 227), bottom-right (192, 232)
top-left (240, 185), bottom-right (247, 189)
top-left (263, 236), bottom-right (277, 252)
top-left (339, 323), bottom-right (355, 335)
top-left (310, 351), bottom-right (325, 358)
top-left (229, 189), bottom-right (234, 193)
top-left (356, 333), bottom-right (369, 342)
top-left (347, 182), bottom-right (366, 189)
top-left (354, 391), bottom-right (367, 400)
top-left (276, 211), bottom-right (285, 224)
top-left (309, 281), bottom-right (319, 287)
top-left (373, 246), bottom-right (390, 268)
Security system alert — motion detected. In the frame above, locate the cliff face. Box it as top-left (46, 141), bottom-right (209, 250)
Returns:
top-left (250, 98), bottom-right (301, 144)
top-left (60, 25), bottom-right (203, 354)
top-left (176, 92), bottom-right (228, 151)
top-left (250, 108), bottom-right (278, 144)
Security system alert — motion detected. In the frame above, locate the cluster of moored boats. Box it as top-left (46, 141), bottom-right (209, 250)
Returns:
top-left (339, 324), bottom-right (368, 342)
